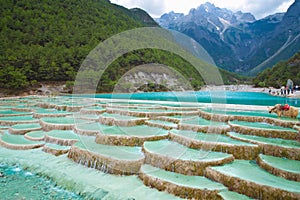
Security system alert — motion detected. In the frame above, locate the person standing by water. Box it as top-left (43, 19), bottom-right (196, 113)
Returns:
top-left (286, 79), bottom-right (294, 95)
top-left (280, 86), bottom-right (284, 95)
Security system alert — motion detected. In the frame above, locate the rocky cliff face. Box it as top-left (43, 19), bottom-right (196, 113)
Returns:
top-left (113, 65), bottom-right (193, 93)
top-left (156, 1), bottom-right (300, 75)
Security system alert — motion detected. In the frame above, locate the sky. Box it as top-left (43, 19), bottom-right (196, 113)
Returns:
top-left (110, 0), bottom-right (295, 19)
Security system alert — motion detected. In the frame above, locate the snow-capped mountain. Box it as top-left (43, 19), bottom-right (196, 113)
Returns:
top-left (156, 1), bottom-right (300, 74)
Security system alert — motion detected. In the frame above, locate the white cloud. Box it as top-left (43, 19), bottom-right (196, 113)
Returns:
top-left (230, 0), bottom-right (295, 19)
top-left (274, 0), bottom-right (295, 13)
top-left (110, 0), bottom-right (295, 19)
top-left (111, 0), bottom-right (167, 16)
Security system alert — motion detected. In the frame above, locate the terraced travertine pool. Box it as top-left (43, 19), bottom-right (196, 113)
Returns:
top-left (0, 109), bottom-right (32, 116)
top-left (202, 107), bottom-right (300, 119)
top-left (0, 95), bottom-right (299, 199)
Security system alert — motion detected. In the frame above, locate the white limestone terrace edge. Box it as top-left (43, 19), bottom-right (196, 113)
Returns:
top-left (68, 145), bottom-right (145, 175)
top-left (0, 113), bottom-right (33, 117)
top-left (139, 164), bottom-right (227, 200)
top-left (44, 134), bottom-right (78, 146)
top-left (145, 120), bottom-right (178, 130)
top-left (42, 143), bottom-right (70, 156)
top-left (227, 132), bottom-right (300, 160)
top-left (153, 116), bottom-right (198, 124)
top-left (0, 135), bottom-right (45, 150)
top-left (73, 126), bottom-right (100, 136)
top-left (205, 160), bottom-right (300, 199)
top-left (142, 140), bottom-right (234, 176)
top-left (33, 112), bottom-right (72, 118)
top-left (8, 126), bottom-right (42, 135)
top-left (168, 130), bottom-right (260, 160)
top-left (227, 121), bottom-right (299, 140)
top-left (98, 114), bottom-right (148, 126)
top-left (39, 120), bottom-right (75, 131)
top-left (0, 140), bottom-right (44, 150)
top-left (24, 133), bottom-right (45, 141)
top-left (0, 119), bottom-right (40, 126)
top-left (228, 121), bottom-right (298, 131)
top-left (257, 154), bottom-right (300, 182)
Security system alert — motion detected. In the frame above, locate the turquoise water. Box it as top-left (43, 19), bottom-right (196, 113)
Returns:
top-left (86, 91), bottom-right (300, 107)
top-left (0, 163), bottom-right (83, 199)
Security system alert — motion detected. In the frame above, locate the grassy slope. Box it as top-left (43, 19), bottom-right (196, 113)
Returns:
top-left (253, 52), bottom-right (300, 88)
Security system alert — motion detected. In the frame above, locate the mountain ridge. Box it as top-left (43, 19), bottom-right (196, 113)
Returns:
top-left (156, 1), bottom-right (300, 75)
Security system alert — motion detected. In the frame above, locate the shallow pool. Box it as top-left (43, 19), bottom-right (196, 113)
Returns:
top-left (0, 163), bottom-right (83, 199)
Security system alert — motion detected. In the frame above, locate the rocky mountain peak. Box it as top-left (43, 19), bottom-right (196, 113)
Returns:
top-left (234, 11), bottom-right (256, 23)
top-left (156, 11), bottom-right (184, 28)
top-left (160, 11), bottom-right (184, 20)
top-left (199, 2), bottom-right (216, 12)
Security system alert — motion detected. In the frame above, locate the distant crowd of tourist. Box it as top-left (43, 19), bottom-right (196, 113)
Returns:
top-left (269, 85), bottom-right (299, 96)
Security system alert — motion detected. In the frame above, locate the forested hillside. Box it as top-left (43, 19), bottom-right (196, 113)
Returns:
top-left (253, 52), bottom-right (300, 88)
top-left (0, 0), bottom-right (155, 89)
top-left (0, 0), bottom-right (245, 93)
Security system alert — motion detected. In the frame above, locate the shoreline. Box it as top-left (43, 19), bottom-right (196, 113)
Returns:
top-left (200, 84), bottom-right (300, 98)
top-left (1, 84), bottom-right (300, 101)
